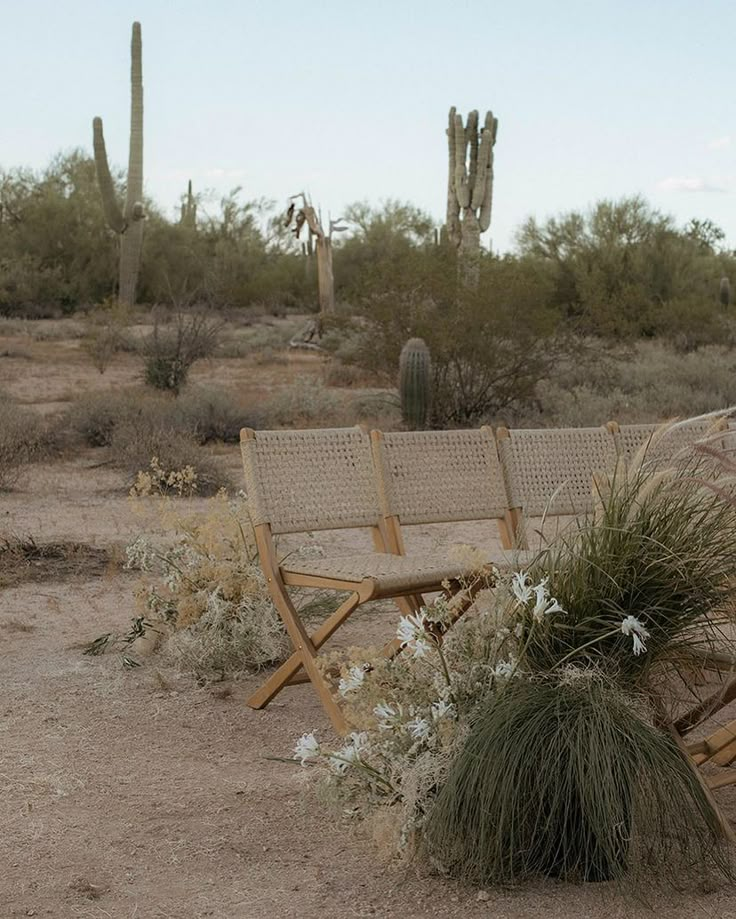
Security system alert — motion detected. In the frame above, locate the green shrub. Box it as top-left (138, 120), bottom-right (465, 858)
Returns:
top-left (141, 308), bottom-right (222, 394)
top-left (425, 674), bottom-right (730, 885)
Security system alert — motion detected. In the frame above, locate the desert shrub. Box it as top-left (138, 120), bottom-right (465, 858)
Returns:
top-left (111, 418), bottom-right (230, 495)
top-left (259, 377), bottom-right (350, 427)
top-left (64, 385), bottom-right (259, 449)
top-left (521, 340), bottom-right (736, 427)
top-left (141, 306), bottom-right (222, 393)
top-left (0, 398), bottom-right (57, 489)
top-left (81, 298), bottom-right (132, 373)
top-left (173, 386), bottom-right (263, 443)
top-left (425, 674), bottom-right (728, 886)
top-left (64, 388), bottom-right (159, 447)
top-left (338, 248), bottom-right (569, 427)
top-left (123, 492), bottom-right (288, 678)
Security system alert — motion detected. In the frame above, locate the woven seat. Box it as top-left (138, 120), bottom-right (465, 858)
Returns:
top-left (240, 426), bottom-right (489, 733)
top-left (283, 547), bottom-right (534, 595)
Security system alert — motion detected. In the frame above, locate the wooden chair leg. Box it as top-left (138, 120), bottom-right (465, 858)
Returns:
top-left (675, 674), bottom-right (736, 735)
top-left (263, 581), bottom-right (348, 734)
top-left (669, 725), bottom-right (736, 843)
top-left (247, 592), bottom-right (361, 711)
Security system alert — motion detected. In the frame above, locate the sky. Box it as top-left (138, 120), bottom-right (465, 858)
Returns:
top-left (3, 0), bottom-right (735, 252)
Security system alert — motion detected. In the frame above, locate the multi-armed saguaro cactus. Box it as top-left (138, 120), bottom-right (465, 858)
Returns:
top-left (180, 180), bottom-right (197, 228)
top-left (93, 21), bottom-right (145, 307)
top-left (399, 338), bottom-right (432, 430)
top-left (446, 107), bottom-right (498, 284)
top-left (284, 192), bottom-right (346, 330)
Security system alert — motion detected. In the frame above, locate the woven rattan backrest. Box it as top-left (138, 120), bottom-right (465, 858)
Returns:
top-left (497, 426), bottom-right (618, 517)
top-left (371, 428), bottom-right (509, 525)
top-left (240, 427), bottom-right (380, 534)
top-left (614, 420), bottom-right (724, 466)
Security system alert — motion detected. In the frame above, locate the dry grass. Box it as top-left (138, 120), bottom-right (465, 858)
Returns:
top-left (0, 537), bottom-right (116, 588)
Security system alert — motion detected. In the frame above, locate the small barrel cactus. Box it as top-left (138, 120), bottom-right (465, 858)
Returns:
top-left (720, 277), bottom-right (731, 308)
top-left (399, 338), bottom-right (432, 430)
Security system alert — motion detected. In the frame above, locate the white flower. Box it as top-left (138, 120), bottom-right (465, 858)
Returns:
top-left (293, 732), bottom-right (320, 765)
top-left (397, 611), bottom-right (428, 643)
top-left (374, 702), bottom-right (400, 730)
top-left (511, 571), bottom-right (533, 605)
top-left (329, 731), bottom-right (370, 774)
top-left (406, 717), bottom-right (431, 740)
top-left (338, 665), bottom-right (366, 697)
top-left (514, 622), bottom-right (525, 639)
top-left (431, 699), bottom-right (456, 721)
top-left (620, 615), bottom-right (650, 656)
top-left (397, 611), bottom-right (434, 658)
top-left (492, 657), bottom-right (517, 680)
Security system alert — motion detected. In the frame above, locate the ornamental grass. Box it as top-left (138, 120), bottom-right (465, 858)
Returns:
top-left (423, 672), bottom-right (731, 886)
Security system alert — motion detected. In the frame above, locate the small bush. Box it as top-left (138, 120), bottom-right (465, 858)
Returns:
top-left (141, 307), bottom-right (222, 394)
top-left (0, 398), bottom-right (57, 489)
top-left (123, 493), bottom-right (289, 678)
top-left (64, 385), bottom-right (259, 449)
top-left (111, 419), bottom-right (230, 496)
top-left (260, 377), bottom-right (350, 427)
top-left (425, 674), bottom-right (730, 886)
top-left (174, 386), bottom-right (263, 443)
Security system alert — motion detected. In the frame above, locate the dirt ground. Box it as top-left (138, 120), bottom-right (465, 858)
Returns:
top-left (4, 324), bottom-right (736, 917)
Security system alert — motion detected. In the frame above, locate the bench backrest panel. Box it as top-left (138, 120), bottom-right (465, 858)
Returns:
top-left (372, 428), bottom-right (508, 525)
top-left (498, 426), bottom-right (618, 517)
top-left (240, 427), bottom-right (379, 534)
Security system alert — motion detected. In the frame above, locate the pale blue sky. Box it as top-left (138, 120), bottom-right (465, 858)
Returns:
top-left (4, 0), bottom-right (735, 251)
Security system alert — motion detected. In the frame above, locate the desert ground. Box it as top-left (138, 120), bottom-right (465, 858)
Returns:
top-left (4, 319), bottom-right (736, 918)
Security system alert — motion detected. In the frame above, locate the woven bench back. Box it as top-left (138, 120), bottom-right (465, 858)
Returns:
top-left (614, 420), bottom-right (725, 466)
top-left (498, 426), bottom-right (618, 517)
top-left (240, 427), bottom-right (380, 534)
top-left (372, 428), bottom-right (508, 525)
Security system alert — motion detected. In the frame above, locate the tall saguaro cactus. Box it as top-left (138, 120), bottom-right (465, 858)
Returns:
top-left (180, 180), bottom-right (197, 228)
top-left (446, 107), bottom-right (498, 285)
top-left (93, 21), bottom-right (145, 307)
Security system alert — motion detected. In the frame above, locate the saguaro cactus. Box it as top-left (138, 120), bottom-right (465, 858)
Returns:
top-left (284, 192), bottom-right (346, 332)
top-left (446, 107), bottom-right (498, 285)
top-left (399, 338), bottom-right (432, 430)
top-left (180, 180), bottom-right (197, 228)
top-left (93, 21), bottom-right (145, 307)
top-left (720, 277), bottom-right (731, 308)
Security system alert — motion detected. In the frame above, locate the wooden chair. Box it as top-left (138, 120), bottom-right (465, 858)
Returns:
top-left (240, 426), bottom-right (493, 734)
top-left (495, 425), bottom-right (619, 547)
top-left (369, 427), bottom-right (531, 564)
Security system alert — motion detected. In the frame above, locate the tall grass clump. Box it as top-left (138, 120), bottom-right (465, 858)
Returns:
top-left (520, 439), bottom-right (736, 689)
top-left (424, 673), bottom-right (730, 885)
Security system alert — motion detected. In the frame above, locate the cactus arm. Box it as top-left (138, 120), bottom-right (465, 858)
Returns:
top-left (453, 114), bottom-right (471, 209)
top-left (125, 21), bottom-right (143, 217)
top-left (467, 110), bottom-right (479, 198)
top-left (92, 117), bottom-right (125, 233)
top-left (446, 107), bottom-right (461, 247)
